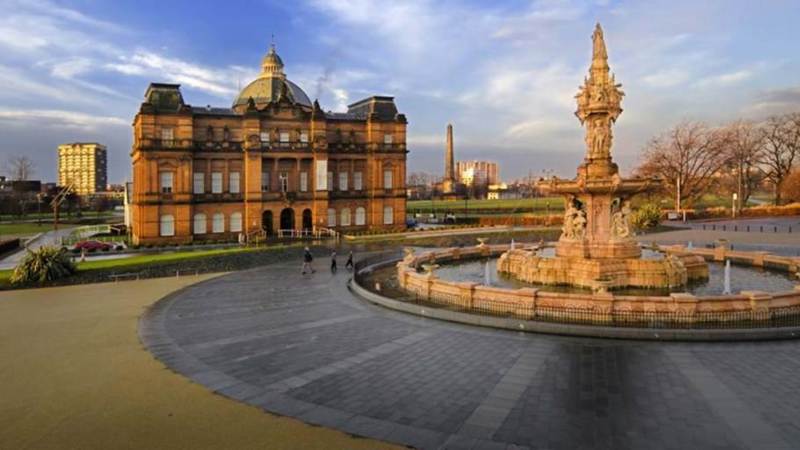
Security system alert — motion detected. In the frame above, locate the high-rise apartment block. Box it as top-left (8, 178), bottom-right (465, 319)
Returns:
top-left (58, 142), bottom-right (108, 194)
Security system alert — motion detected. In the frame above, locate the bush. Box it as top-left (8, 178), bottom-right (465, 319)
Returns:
top-left (630, 203), bottom-right (662, 231)
top-left (11, 246), bottom-right (76, 286)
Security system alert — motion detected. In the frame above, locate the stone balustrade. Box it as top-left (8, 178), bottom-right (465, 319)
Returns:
top-left (396, 243), bottom-right (800, 325)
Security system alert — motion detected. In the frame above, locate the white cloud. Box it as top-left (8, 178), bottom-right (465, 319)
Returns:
top-left (0, 109), bottom-right (128, 130)
top-left (642, 68), bottom-right (691, 88)
top-left (695, 69), bottom-right (753, 87)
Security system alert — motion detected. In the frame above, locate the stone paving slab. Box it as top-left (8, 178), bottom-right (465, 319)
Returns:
top-left (140, 259), bottom-right (800, 450)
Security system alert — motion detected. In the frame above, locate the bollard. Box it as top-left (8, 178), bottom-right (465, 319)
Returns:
top-left (703, 224), bottom-right (706, 230)
top-left (775, 226), bottom-right (778, 233)
top-left (747, 225), bottom-right (750, 232)
top-left (722, 225), bottom-right (726, 231)
top-left (712, 225), bottom-right (716, 231)
top-left (760, 225), bottom-right (763, 232)
top-left (734, 225), bottom-right (738, 232)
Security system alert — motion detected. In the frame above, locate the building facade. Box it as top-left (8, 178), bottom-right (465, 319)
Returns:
top-left (456, 160), bottom-right (499, 187)
top-left (130, 45), bottom-right (408, 244)
top-left (58, 142), bottom-right (108, 195)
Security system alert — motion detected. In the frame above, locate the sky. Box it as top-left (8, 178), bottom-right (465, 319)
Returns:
top-left (1, 0), bottom-right (799, 184)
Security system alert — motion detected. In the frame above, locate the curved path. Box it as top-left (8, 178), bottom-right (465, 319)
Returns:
top-left (142, 257), bottom-right (800, 450)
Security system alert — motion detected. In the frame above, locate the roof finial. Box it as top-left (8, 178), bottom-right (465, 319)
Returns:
top-left (270, 34), bottom-right (276, 52)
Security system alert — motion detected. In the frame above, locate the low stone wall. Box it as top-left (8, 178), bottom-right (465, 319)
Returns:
top-left (396, 243), bottom-right (800, 325)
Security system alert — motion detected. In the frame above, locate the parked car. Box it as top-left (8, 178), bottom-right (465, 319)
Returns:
top-left (73, 240), bottom-right (112, 253)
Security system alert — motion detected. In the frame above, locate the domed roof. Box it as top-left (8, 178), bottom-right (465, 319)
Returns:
top-left (232, 44), bottom-right (312, 109)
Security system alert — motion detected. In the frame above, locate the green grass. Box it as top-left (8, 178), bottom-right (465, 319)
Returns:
top-left (0, 244), bottom-right (303, 289)
top-left (408, 197), bottom-right (564, 213)
top-left (75, 246), bottom-right (292, 271)
top-left (0, 222), bottom-right (52, 237)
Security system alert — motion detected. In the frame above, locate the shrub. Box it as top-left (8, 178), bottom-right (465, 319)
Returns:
top-left (11, 246), bottom-right (76, 286)
top-left (630, 203), bottom-right (662, 231)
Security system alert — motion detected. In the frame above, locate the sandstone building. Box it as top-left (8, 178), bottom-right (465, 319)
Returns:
top-left (58, 142), bottom-right (108, 195)
top-left (129, 45), bottom-right (408, 244)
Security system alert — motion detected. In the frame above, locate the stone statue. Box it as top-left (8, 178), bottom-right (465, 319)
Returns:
top-left (590, 118), bottom-right (610, 159)
top-left (611, 198), bottom-right (631, 239)
top-left (561, 197), bottom-right (587, 240)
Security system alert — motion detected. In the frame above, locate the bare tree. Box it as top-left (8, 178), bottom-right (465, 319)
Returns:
top-left (637, 121), bottom-right (730, 209)
top-left (6, 156), bottom-right (35, 181)
top-left (761, 113), bottom-right (800, 205)
top-left (723, 120), bottom-right (765, 210)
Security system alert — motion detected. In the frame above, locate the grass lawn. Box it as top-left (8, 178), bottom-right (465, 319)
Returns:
top-left (0, 222), bottom-right (52, 237)
top-left (408, 197), bottom-right (564, 212)
top-left (0, 244), bottom-right (304, 288)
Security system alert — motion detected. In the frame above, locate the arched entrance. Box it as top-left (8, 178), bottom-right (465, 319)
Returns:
top-left (262, 210), bottom-right (273, 235)
top-left (302, 209), bottom-right (312, 232)
top-left (280, 208), bottom-right (295, 231)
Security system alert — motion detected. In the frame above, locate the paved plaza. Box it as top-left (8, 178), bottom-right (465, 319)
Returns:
top-left (142, 256), bottom-right (800, 450)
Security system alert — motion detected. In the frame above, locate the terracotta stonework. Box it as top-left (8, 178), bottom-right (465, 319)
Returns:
top-left (130, 45), bottom-right (408, 245)
top-left (497, 23), bottom-right (708, 290)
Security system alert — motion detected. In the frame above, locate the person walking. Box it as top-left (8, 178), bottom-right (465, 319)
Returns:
top-left (330, 249), bottom-right (337, 273)
top-left (302, 246), bottom-right (315, 275)
top-left (345, 251), bottom-right (354, 271)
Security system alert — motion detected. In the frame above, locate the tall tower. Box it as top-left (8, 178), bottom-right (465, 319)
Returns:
top-left (442, 123), bottom-right (455, 194)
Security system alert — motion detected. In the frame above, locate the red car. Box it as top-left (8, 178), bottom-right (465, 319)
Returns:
top-left (73, 240), bottom-right (112, 252)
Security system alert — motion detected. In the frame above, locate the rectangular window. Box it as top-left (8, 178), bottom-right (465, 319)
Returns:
top-left (160, 171), bottom-right (173, 194)
top-left (261, 172), bottom-right (270, 191)
top-left (384, 206), bottom-right (394, 225)
top-left (315, 160), bottom-right (327, 190)
top-left (300, 131), bottom-right (309, 143)
top-left (211, 172), bottom-right (223, 194)
top-left (193, 214), bottom-right (206, 234)
top-left (229, 172), bottom-right (240, 194)
top-left (212, 213), bottom-right (224, 233)
top-left (160, 215), bottom-right (175, 236)
top-left (339, 172), bottom-right (348, 191)
top-left (383, 169), bottom-right (393, 189)
top-left (161, 128), bottom-right (174, 146)
top-left (384, 134), bottom-right (393, 144)
top-left (299, 172), bottom-right (308, 192)
top-left (230, 213), bottom-right (242, 233)
top-left (327, 172), bottom-right (333, 192)
top-left (279, 131), bottom-right (289, 143)
top-left (260, 131), bottom-right (270, 143)
top-left (193, 173), bottom-right (204, 193)
top-left (279, 172), bottom-right (289, 193)
top-left (353, 171), bottom-right (363, 191)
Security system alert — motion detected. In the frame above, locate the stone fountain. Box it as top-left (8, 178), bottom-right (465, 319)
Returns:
top-left (497, 24), bottom-right (708, 291)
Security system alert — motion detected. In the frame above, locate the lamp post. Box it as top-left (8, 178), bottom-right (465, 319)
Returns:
top-left (732, 193), bottom-right (738, 218)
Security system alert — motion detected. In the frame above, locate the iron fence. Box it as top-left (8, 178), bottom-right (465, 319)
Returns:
top-left (355, 256), bottom-right (800, 330)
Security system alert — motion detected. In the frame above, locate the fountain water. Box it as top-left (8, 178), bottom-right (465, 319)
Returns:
top-left (484, 261), bottom-right (492, 286)
top-left (723, 259), bottom-right (732, 295)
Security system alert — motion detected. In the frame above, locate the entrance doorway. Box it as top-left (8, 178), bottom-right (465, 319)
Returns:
top-left (302, 209), bottom-right (312, 232)
top-left (262, 210), bottom-right (273, 235)
top-left (280, 208), bottom-right (295, 231)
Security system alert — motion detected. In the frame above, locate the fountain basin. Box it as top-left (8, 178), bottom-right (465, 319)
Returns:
top-left (497, 246), bottom-right (708, 291)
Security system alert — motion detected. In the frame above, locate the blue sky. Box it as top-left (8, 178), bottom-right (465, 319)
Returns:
top-left (1, 0), bottom-right (799, 183)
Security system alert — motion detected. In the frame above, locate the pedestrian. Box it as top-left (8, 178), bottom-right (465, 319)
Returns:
top-left (302, 246), bottom-right (315, 274)
top-left (345, 251), bottom-right (354, 271)
top-left (330, 249), bottom-right (337, 273)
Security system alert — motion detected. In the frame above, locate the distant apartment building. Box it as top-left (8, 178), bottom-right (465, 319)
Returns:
top-left (456, 160), bottom-right (499, 187)
top-left (57, 143), bottom-right (108, 195)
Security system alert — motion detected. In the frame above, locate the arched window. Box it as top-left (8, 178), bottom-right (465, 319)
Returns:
top-left (193, 213), bottom-right (206, 234)
top-left (340, 208), bottom-right (351, 226)
top-left (212, 213), bottom-right (225, 233)
top-left (327, 208), bottom-right (336, 227)
top-left (160, 215), bottom-right (175, 237)
top-left (230, 212), bottom-right (242, 232)
top-left (355, 207), bottom-right (366, 226)
top-left (383, 206), bottom-right (394, 225)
